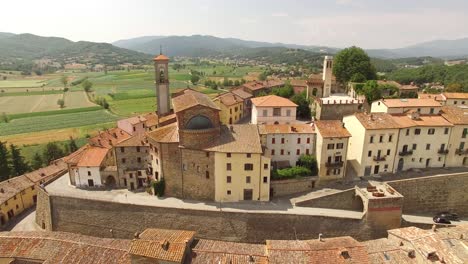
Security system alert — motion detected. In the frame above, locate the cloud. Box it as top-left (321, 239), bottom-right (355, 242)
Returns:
top-left (239, 18), bottom-right (257, 24)
top-left (271, 12), bottom-right (289, 17)
top-left (336, 0), bottom-right (353, 5)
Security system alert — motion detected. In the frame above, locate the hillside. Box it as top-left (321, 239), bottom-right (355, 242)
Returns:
top-left (113, 35), bottom-right (337, 57)
top-left (0, 33), bottom-right (152, 70)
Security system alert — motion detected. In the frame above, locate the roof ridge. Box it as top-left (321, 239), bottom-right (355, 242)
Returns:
top-left (1, 234), bottom-right (130, 252)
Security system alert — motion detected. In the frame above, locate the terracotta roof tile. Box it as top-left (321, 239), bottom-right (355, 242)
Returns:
top-left (172, 89), bottom-right (220, 113)
top-left (290, 79), bottom-right (308, 87)
top-left (203, 124), bottom-right (263, 153)
top-left (0, 231), bottom-right (131, 264)
top-left (146, 122), bottom-right (179, 143)
top-left (353, 112), bottom-right (402, 130)
top-left (23, 160), bottom-right (67, 184)
top-left (138, 229), bottom-right (196, 243)
top-left (443, 92), bottom-right (468, 100)
top-left (390, 115), bottom-right (453, 128)
top-left (115, 134), bottom-right (148, 147)
top-left (154, 54), bottom-right (169, 61)
top-left (315, 120), bottom-right (351, 138)
top-left (88, 128), bottom-right (132, 149)
top-left (231, 88), bottom-right (253, 99)
top-left (251, 95), bottom-right (298, 107)
top-left (0, 176), bottom-right (34, 205)
top-left (377, 80), bottom-right (402, 88)
top-left (441, 106), bottom-right (468, 125)
top-left (380, 98), bottom-right (441, 108)
top-left (214, 92), bottom-right (244, 107)
top-left (418, 93), bottom-right (444, 101)
top-left (76, 147), bottom-right (109, 167)
top-left (259, 124), bottom-right (315, 134)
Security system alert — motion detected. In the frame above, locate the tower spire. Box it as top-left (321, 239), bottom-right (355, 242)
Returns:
top-left (160, 45), bottom-right (162, 55)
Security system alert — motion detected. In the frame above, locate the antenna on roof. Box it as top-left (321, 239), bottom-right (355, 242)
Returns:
top-left (160, 45), bottom-right (162, 55)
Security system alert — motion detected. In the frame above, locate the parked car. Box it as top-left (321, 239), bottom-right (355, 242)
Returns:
top-left (433, 216), bottom-right (451, 224)
top-left (435, 212), bottom-right (459, 221)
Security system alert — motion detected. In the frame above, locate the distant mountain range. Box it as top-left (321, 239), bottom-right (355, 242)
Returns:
top-left (114, 35), bottom-right (468, 59)
top-left (112, 35), bottom-right (337, 57)
top-left (0, 33), bottom-right (151, 68)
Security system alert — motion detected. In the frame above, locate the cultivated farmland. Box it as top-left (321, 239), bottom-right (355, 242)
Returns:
top-left (0, 94), bottom-right (64, 114)
top-left (0, 110), bottom-right (119, 136)
top-left (63, 91), bottom-right (97, 108)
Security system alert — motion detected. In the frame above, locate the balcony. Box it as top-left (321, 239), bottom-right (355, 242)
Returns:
top-left (455, 149), bottom-right (468, 155)
top-left (325, 161), bottom-right (344, 168)
top-left (373, 156), bottom-right (386, 162)
top-left (437, 149), bottom-right (449, 155)
top-left (398, 150), bottom-right (413, 156)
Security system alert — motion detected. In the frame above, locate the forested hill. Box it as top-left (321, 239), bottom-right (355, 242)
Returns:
top-left (0, 33), bottom-right (152, 69)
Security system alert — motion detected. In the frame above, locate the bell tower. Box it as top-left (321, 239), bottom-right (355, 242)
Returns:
top-left (322, 56), bottom-right (333, 97)
top-left (154, 49), bottom-right (170, 116)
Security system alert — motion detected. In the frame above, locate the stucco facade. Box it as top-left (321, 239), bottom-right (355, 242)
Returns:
top-left (214, 152), bottom-right (270, 202)
top-left (251, 105), bottom-right (297, 125)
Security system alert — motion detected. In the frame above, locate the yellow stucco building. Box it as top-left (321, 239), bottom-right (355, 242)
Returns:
top-left (213, 92), bottom-right (244, 125)
top-left (0, 176), bottom-right (35, 227)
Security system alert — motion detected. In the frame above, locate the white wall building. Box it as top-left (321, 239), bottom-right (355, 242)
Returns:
top-left (258, 124), bottom-right (316, 168)
top-left (251, 95), bottom-right (298, 125)
top-left (344, 113), bottom-right (400, 177)
top-left (371, 98), bottom-right (442, 115)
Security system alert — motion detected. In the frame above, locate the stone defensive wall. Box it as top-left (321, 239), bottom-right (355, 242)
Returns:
top-left (386, 172), bottom-right (468, 215)
top-left (35, 191), bottom-right (393, 243)
top-left (270, 176), bottom-right (317, 197)
top-left (296, 172), bottom-right (468, 216)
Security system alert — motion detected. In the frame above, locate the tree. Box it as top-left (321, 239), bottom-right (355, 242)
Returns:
top-left (272, 83), bottom-right (294, 98)
top-left (258, 72), bottom-right (268, 81)
top-left (333, 46), bottom-right (377, 83)
top-left (1, 112), bottom-right (8, 123)
top-left (296, 154), bottom-right (318, 176)
top-left (31, 152), bottom-right (43, 170)
top-left (0, 141), bottom-right (10, 180)
top-left (190, 75), bottom-right (200, 85)
top-left (291, 92), bottom-right (311, 120)
top-left (350, 73), bottom-right (367, 83)
top-left (446, 83), bottom-right (462, 92)
top-left (362, 80), bottom-right (382, 103)
top-left (60, 75), bottom-right (68, 88)
top-left (82, 80), bottom-right (93, 92)
top-left (68, 138), bottom-right (78, 153)
top-left (57, 99), bottom-right (65, 108)
top-left (43, 142), bottom-right (65, 164)
top-left (10, 144), bottom-right (29, 176)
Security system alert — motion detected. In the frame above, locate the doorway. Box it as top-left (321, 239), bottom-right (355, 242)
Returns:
top-left (106, 176), bottom-right (116, 188)
top-left (87, 179), bottom-right (94, 187)
top-left (426, 158), bottom-right (431, 168)
top-left (464, 157), bottom-right (468, 166)
top-left (243, 189), bottom-right (253, 200)
top-left (373, 165), bottom-right (380, 175)
top-left (397, 158), bottom-right (404, 171)
top-left (130, 182), bottom-right (135, 191)
top-left (364, 166), bottom-right (371, 176)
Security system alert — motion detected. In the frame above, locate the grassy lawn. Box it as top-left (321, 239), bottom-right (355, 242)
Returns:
top-left (109, 97), bottom-right (156, 116)
top-left (1, 122), bottom-right (116, 146)
top-left (0, 110), bottom-right (119, 136)
top-left (0, 79), bottom-right (46, 88)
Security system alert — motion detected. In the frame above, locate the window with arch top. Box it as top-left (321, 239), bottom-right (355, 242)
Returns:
top-left (186, 115), bottom-right (214, 130)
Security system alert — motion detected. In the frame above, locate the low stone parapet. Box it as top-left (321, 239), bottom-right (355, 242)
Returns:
top-left (270, 176), bottom-right (317, 197)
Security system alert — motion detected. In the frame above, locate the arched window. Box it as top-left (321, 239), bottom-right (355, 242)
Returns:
top-left (186, 115), bottom-right (214, 130)
top-left (159, 69), bottom-right (165, 82)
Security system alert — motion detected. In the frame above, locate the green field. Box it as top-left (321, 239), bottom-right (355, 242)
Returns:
top-left (0, 63), bottom-right (259, 146)
top-left (0, 110), bottom-right (119, 136)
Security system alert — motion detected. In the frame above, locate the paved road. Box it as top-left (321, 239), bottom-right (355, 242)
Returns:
top-left (46, 174), bottom-right (364, 220)
top-left (4, 208), bottom-right (42, 232)
top-left (403, 214), bottom-right (468, 226)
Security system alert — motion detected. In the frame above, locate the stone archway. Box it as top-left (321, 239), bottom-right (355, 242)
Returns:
top-left (105, 175), bottom-right (117, 188)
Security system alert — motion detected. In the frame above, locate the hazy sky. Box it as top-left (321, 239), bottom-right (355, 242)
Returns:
top-left (1, 0), bottom-right (468, 49)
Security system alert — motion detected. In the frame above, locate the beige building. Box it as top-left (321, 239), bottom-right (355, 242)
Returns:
top-left (251, 95), bottom-right (298, 125)
top-left (441, 106), bottom-right (468, 167)
top-left (371, 98), bottom-right (442, 115)
top-left (314, 120), bottom-right (351, 181)
top-left (208, 125), bottom-right (271, 202)
top-left (213, 92), bottom-right (244, 125)
top-left (392, 112), bottom-right (452, 172)
top-left (258, 124), bottom-right (316, 168)
top-left (344, 113), bottom-right (401, 177)
top-left (441, 92), bottom-right (468, 107)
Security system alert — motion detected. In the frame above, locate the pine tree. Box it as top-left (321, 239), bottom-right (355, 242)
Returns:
top-left (32, 152), bottom-right (44, 170)
top-left (43, 142), bottom-right (65, 164)
top-left (10, 144), bottom-right (30, 176)
top-left (69, 138), bottom-right (78, 153)
top-left (0, 141), bottom-right (10, 181)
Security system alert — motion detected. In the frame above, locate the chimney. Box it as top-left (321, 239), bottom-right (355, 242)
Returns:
top-left (341, 250), bottom-right (350, 259)
top-left (134, 232), bottom-right (140, 239)
top-left (0, 188), bottom-right (4, 193)
top-left (318, 233), bottom-right (323, 242)
top-left (161, 240), bottom-right (170, 251)
top-left (408, 250), bottom-right (416, 258)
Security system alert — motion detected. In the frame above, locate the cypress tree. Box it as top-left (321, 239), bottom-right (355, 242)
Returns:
top-left (10, 144), bottom-right (30, 176)
top-left (32, 152), bottom-right (44, 170)
top-left (0, 141), bottom-right (10, 181)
